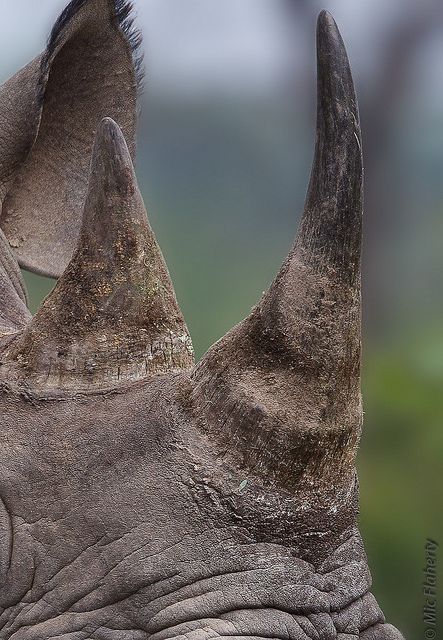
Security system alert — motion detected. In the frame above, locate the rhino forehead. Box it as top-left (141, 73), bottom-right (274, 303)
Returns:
top-left (0, 374), bottom-right (353, 554)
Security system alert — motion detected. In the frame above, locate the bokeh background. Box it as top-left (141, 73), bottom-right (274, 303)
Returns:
top-left (2, 1), bottom-right (442, 636)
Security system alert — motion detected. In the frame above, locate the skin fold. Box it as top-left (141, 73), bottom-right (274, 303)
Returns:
top-left (0, 1), bottom-right (406, 638)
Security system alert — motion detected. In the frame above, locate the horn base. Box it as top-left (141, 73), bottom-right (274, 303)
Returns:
top-left (192, 251), bottom-right (362, 495)
top-left (1, 331), bottom-right (194, 392)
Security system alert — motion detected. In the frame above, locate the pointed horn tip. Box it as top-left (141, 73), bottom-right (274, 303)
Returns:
top-left (90, 117), bottom-right (137, 198)
top-left (317, 10), bottom-right (339, 37)
top-left (315, 8), bottom-right (357, 116)
top-left (316, 10), bottom-right (347, 60)
top-left (317, 9), bottom-right (337, 28)
top-left (99, 115), bottom-right (121, 134)
top-left (95, 116), bottom-right (129, 157)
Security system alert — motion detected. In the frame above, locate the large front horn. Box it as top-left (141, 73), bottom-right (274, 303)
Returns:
top-left (192, 11), bottom-right (363, 496)
top-left (1, 119), bottom-right (194, 391)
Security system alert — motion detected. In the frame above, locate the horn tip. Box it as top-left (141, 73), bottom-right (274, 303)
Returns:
top-left (92, 117), bottom-right (135, 197)
top-left (318, 9), bottom-right (335, 22)
top-left (316, 10), bottom-right (345, 57)
top-left (96, 116), bottom-right (127, 153)
top-left (99, 115), bottom-right (120, 132)
top-left (315, 7), bottom-right (357, 121)
top-left (317, 9), bottom-right (339, 34)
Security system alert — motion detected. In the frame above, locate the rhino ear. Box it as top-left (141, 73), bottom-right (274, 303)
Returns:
top-left (0, 0), bottom-right (142, 278)
top-left (1, 119), bottom-right (194, 391)
top-left (192, 11), bottom-right (363, 496)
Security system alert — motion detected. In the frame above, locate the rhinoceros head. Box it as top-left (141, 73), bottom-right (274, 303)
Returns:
top-left (0, 2), bottom-right (404, 638)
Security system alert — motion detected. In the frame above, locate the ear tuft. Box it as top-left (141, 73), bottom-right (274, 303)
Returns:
top-left (40, 0), bottom-right (144, 99)
top-left (113, 0), bottom-right (145, 90)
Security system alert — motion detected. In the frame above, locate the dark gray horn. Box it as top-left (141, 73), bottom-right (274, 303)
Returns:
top-left (192, 11), bottom-right (363, 497)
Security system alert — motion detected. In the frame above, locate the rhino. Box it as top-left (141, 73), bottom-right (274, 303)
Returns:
top-left (0, 1), bottom-right (405, 638)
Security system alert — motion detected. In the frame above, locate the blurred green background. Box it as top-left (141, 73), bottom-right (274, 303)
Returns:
top-left (6, 0), bottom-right (443, 636)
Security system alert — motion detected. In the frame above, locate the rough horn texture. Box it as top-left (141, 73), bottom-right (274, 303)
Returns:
top-left (0, 0), bottom-right (142, 278)
top-left (1, 119), bottom-right (194, 390)
top-left (192, 9), bottom-right (363, 506)
top-left (0, 8), bottom-right (405, 640)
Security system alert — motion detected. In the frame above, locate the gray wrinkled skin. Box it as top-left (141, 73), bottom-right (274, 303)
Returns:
top-left (0, 2), bottom-right (406, 639)
top-left (0, 380), bottom-right (400, 639)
